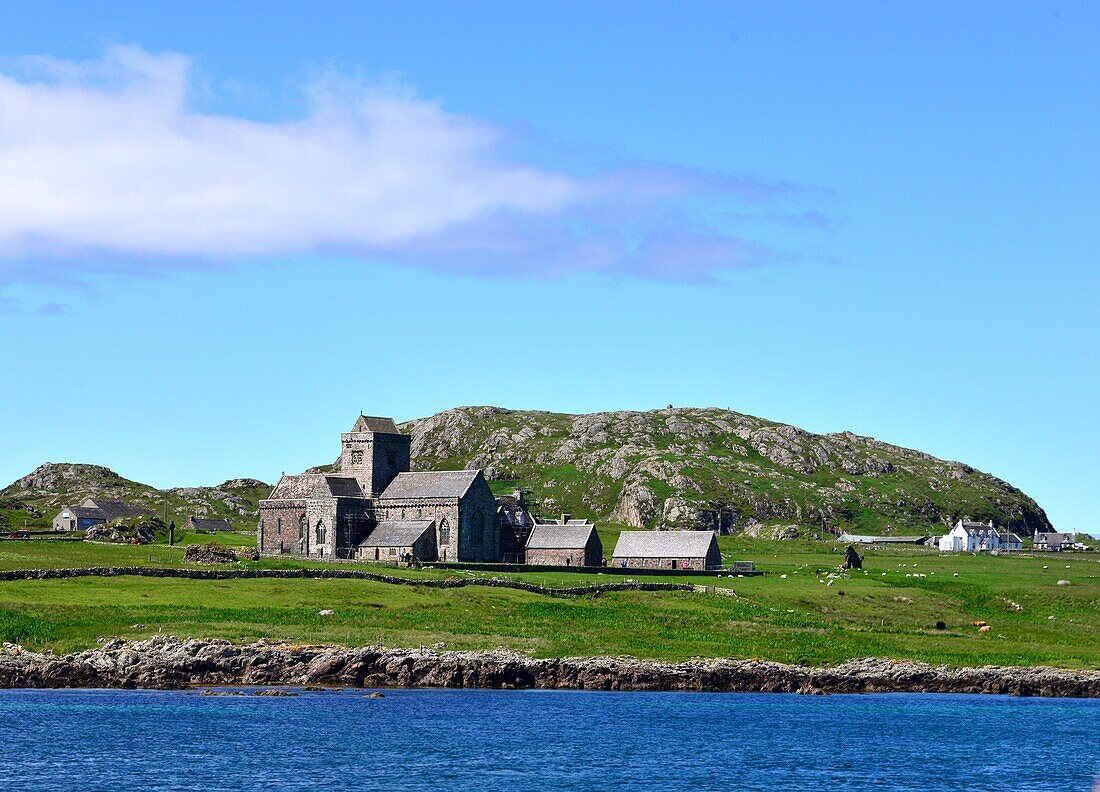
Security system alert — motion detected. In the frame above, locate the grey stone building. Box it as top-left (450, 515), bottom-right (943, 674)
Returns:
top-left (357, 520), bottom-right (436, 562)
top-left (1033, 531), bottom-right (1077, 551)
top-left (611, 530), bottom-right (722, 571)
top-left (525, 524), bottom-right (603, 566)
top-left (258, 415), bottom-right (499, 562)
top-left (182, 517), bottom-right (232, 533)
top-left (53, 497), bottom-right (154, 532)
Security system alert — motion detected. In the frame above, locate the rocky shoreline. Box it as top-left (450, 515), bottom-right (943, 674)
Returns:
top-left (2, 637), bottom-right (1099, 698)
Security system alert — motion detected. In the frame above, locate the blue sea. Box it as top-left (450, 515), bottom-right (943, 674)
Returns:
top-left (1, 688), bottom-right (1098, 790)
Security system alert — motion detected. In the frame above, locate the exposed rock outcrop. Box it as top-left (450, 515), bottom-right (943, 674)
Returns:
top-left (2, 638), bottom-right (1097, 698)
top-left (84, 517), bottom-right (162, 544)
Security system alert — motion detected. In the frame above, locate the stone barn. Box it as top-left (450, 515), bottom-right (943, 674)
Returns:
top-left (525, 524), bottom-right (603, 566)
top-left (182, 517), bottom-right (232, 533)
top-left (356, 520), bottom-right (436, 562)
top-left (611, 531), bottom-right (722, 571)
top-left (53, 498), bottom-right (154, 532)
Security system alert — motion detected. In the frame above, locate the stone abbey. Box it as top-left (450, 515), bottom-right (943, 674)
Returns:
top-left (258, 415), bottom-right (499, 562)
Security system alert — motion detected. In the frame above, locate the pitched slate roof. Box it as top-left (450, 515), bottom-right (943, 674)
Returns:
top-left (66, 506), bottom-right (106, 519)
top-left (187, 518), bottom-right (231, 531)
top-left (1035, 532), bottom-right (1075, 544)
top-left (351, 415), bottom-right (402, 434)
top-left (85, 498), bottom-right (153, 520)
top-left (956, 520), bottom-right (996, 534)
top-left (358, 520), bottom-right (434, 547)
top-left (317, 476), bottom-right (364, 498)
top-left (612, 531), bottom-right (718, 558)
top-left (380, 470), bottom-right (480, 500)
top-left (267, 474), bottom-right (326, 500)
top-left (526, 525), bottom-right (596, 550)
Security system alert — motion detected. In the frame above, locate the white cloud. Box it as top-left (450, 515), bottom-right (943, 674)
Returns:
top-left (0, 46), bottom-right (577, 259)
top-left (0, 46), bottom-right (819, 279)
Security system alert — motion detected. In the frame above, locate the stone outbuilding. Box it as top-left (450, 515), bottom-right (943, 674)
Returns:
top-left (53, 498), bottom-right (154, 532)
top-left (525, 524), bottom-right (603, 566)
top-left (183, 517), bottom-right (232, 533)
top-left (611, 530), bottom-right (722, 571)
top-left (356, 519), bottom-right (436, 562)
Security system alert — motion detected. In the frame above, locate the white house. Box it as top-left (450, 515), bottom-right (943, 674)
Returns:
top-left (938, 520), bottom-right (1022, 553)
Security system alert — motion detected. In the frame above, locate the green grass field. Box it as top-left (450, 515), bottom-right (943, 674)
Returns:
top-left (0, 533), bottom-right (1097, 668)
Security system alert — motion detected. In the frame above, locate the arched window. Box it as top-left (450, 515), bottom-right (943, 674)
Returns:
top-left (317, 520), bottom-right (326, 546)
top-left (439, 518), bottom-right (450, 546)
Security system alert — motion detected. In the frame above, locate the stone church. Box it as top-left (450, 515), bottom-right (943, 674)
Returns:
top-left (258, 415), bottom-right (499, 562)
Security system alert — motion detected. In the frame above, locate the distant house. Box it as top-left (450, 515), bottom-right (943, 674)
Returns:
top-left (525, 524), bottom-right (602, 566)
top-left (1034, 532), bottom-right (1077, 552)
top-left (611, 530), bottom-right (722, 571)
top-left (356, 520), bottom-right (436, 562)
top-left (182, 517), bottom-right (232, 533)
top-left (52, 497), bottom-right (154, 532)
top-left (937, 520), bottom-right (1022, 553)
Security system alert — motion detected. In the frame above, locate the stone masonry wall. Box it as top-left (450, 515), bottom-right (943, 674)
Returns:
top-left (459, 476), bottom-right (499, 562)
top-left (612, 555), bottom-right (712, 571)
top-left (375, 499), bottom-right (459, 562)
top-left (258, 501), bottom-right (307, 555)
top-left (526, 548), bottom-right (588, 566)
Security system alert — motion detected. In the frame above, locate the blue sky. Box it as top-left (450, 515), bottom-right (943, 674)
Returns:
top-left (0, 2), bottom-right (1096, 531)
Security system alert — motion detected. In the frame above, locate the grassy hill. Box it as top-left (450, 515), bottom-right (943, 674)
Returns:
top-left (0, 463), bottom-right (268, 533)
top-left (398, 406), bottom-right (1052, 537)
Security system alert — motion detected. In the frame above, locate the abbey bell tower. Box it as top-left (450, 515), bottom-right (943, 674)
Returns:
top-left (340, 414), bottom-right (412, 496)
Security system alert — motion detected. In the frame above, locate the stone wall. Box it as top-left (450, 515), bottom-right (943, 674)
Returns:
top-left (527, 548), bottom-right (587, 566)
top-left (258, 501), bottom-right (306, 555)
top-left (0, 566), bottom-right (692, 598)
top-left (459, 476), bottom-right (499, 562)
top-left (611, 555), bottom-right (712, 571)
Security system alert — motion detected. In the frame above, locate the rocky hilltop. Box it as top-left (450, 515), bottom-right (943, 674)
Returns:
top-left (2, 638), bottom-right (1097, 697)
top-left (4, 405), bottom-right (1052, 537)
top-left (397, 406), bottom-right (1051, 536)
top-left (0, 463), bottom-right (268, 531)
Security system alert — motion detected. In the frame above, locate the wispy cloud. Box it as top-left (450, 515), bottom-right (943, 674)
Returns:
top-left (36, 301), bottom-right (69, 316)
top-left (0, 295), bottom-right (71, 316)
top-left (0, 46), bottom-right (826, 282)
